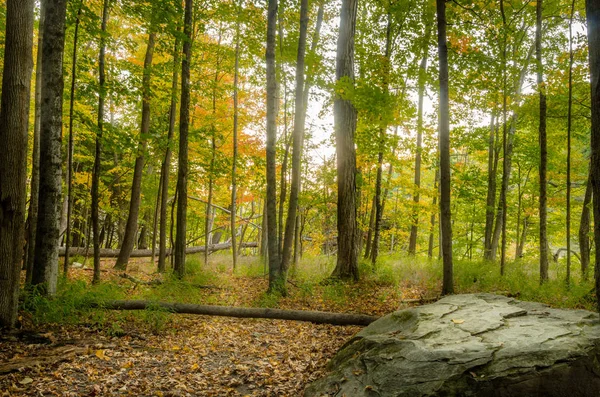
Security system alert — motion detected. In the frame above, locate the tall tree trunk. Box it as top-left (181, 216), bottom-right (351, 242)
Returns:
top-left (277, 5), bottom-right (288, 260)
top-left (151, 172), bottom-right (162, 264)
top-left (436, 0), bottom-right (453, 295)
top-left (115, 31), bottom-right (156, 270)
top-left (483, 112), bottom-right (497, 260)
top-left (516, 216), bottom-right (529, 259)
top-left (566, 0), bottom-right (576, 285)
top-left (266, 0), bottom-right (281, 291)
top-left (25, 0), bottom-right (44, 283)
top-left (363, 196), bottom-right (376, 259)
top-left (90, 0), bottom-right (109, 285)
top-left (63, 1), bottom-right (82, 276)
top-left (371, 11), bottom-right (393, 266)
top-left (281, 0), bottom-right (308, 275)
top-left (32, 0), bottom-right (67, 295)
top-left (537, 0), bottom-right (549, 284)
top-left (408, 11), bottom-right (432, 256)
top-left (175, 0), bottom-right (192, 278)
top-left (260, 198), bottom-right (268, 262)
top-left (428, 168), bottom-right (438, 258)
top-left (331, 0), bottom-right (359, 281)
top-left (231, 1), bottom-right (241, 271)
top-left (579, 167), bottom-right (592, 279)
top-left (0, 0), bottom-right (34, 327)
top-left (158, 32), bottom-right (180, 273)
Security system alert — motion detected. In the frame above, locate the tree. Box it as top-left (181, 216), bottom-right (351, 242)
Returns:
top-left (436, 0), bottom-right (453, 295)
top-left (174, 0), bottom-right (193, 278)
top-left (565, 0), bottom-right (576, 286)
top-left (32, 0), bottom-right (68, 295)
top-left (331, 0), bottom-right (359, 281)
top-left (266, 0), bottom-right (281, 291)
top-left (115, 26), bottom-right (157, 271)
top-left (0, 0), bottom-right (34, 327)
top-left (586, 0), bottom-right (600, 312)
top-left (281, 0), bottom-right (308, 276)
top-left (231, 0), bottom-right (241, 271)
top-left (64, 0), bottom-right (83, 275)
top-left (537, 0), bottom-right (548, 284)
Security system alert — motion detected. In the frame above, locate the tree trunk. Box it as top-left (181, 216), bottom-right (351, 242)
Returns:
top-left (586, 0), bottom-right (600, 313)
top-left (483, 112), bottom-right (497, 260)
top-left (537, 0), bottom-right (549, 284)
top-left (101, 300), bottom-right (377, 326)
top-left (60, 242), bottom-right (258, 258)
top-left (566, 0), bottom-right (576, 285)
top-left (115, 31), bottom-right (156, 270)
top-left (158, 32), bottom-right (180, 274)
top-left (281, 0), bottom-right (308, 275)
top-left (516, 216), bottom-right (528, 259)
top-left (408, 11), bottom-right (432, 256)
top-left (32, 0), bottom-right (67, 295)
top-left (174, 0), bottom-right (192, 278)
top-left (90, 0), bottom-right (109, 285)
top-left (0, 0), bottom-right (34, 328)
top-left (25, 0), bottom-right (44, 284)
top-left (331, 0), bottom-right (359, 281)
top-left (231, 1), bottom-right (241, 271)
top-left (436, 0), bottom-right (453, 295)
top-left (428, 168), bottom-right (439, 258)
top-left (580, 168), bottom-right (592, 279)
top-left (363, 196), bottom-right (376, 259)
top-left (63, 1), bottom-right (82, 275)
top-left (266, 0), bottom-right (281, 291)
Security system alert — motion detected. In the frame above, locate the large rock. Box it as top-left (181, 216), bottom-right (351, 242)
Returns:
top-left (305, 293), bottom-right (600, 397)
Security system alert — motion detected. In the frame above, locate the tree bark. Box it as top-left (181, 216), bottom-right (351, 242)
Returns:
top-left (266, 0), bottom-right (281, 291)
top-left (25, 0), bottom-right (44, 284)
top-left (32, 0), bottom-right (68, 295)
top-left (331, 0), bottom-right (359, 281)
top-left (115, 31), bottom-right (156, 270)
top-left (0, 0), bottom-right (34, 328)
top-left (64, 2), bottom-right (83, 275)
top-left (90, 0), bottom-right (109, 285)
top-left (537, 0), bottom-right (549, 284)
top-left (101, 300), bottom-right (377, 326)
top-left (408, 11), bottom-right (432, 256)
top-left (483, 112), bottom-right (497, 260)
top-left (579, 168), bottom-right (592, 279)
top-left (436, 0), bottom-right (453, 295)
top-left (231, 2), bottom-right (241, 271)
top-left (158, 32), bottom-right (180, 274)
top-left (281, 0), bottom-right (308, 276)
top-left (566, 0), bottom-right (576, 285)
top-left (428, 169), bottom-right (438, 258)
top-left (363, 196), bottom-right (376, 259)
top-left (174, 0), bottom-right (193, 278)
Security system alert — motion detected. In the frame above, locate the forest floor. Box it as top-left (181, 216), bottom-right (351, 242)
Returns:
top-left (0, 252), bottom-right (595, 396)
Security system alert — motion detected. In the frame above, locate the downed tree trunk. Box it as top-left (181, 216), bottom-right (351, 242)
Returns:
top-left (100, 300), bottom-right (378, 326)
top-left (60, 242), bottom-right (258, 258)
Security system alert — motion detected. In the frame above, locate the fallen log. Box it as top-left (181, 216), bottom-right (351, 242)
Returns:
top-left (60, 242), bottom-right (258, 258)
top-left (99, 300), bottom-right (378, 326)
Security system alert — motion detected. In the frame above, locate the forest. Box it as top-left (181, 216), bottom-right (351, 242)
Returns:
top-left (2, 0), bottom-right (600, 395)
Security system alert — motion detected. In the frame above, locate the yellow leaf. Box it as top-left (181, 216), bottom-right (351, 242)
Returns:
top-left (95, 350), bottom-right (109, 360)
top-left (191, 363), bottom-right (199, 371)
top-left (451, 319), bottom-right (465, 324)
top-left (19, 377), bottom-right (33, 385)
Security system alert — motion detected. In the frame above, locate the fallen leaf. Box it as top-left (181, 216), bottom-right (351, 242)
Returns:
top-left (19, 377), bottom-right (33, 385)
top-left (95, 350), bottom-right (109, 361)
top-left (451, 319), bottom-right (465, 324)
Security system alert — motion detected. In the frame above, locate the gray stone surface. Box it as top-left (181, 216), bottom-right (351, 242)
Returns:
top-left (305, 293), bottom-right (600, 397)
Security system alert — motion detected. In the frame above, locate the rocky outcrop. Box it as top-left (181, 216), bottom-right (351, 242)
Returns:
top-left (305, 293), bottom-right (600, 397)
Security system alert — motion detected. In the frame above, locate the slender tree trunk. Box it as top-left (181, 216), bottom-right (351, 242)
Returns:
top-left (408, 13), bottom-right (432, 256)
top-left (158, 33), bottom-right (180, 273)
top-left (281, 0), bottom-right (308, 274)
top-left (231, 2), bottom-right (241, 271)
top-left (25, 0), bottom-right (44, 283)
top-left (428, 169), bottom-right (438, 258)
top-left (63, 1), bottom-right (82, 276)
top-left (516, 216), bottom-right (528, 259)
top-left (115, 31), bottom-right (156, 270)
top-left (175, 0), bottom-right (193, 278)
top-left (579, 167), bottom-right (592, 279)
top-left (483, 112), bottom-right (497, 259)
top-left (266, 0), bottom-right (281, 291)
top-left (32, 0), bottom-right (68, 295)
top-left (566, 0), bottom-right (576, 286)
top-left (537, 0), bottom-right (549, 284)
top-left (364, 197), bottom-right (376, 259)
top-left (0, 0), bottom-right (34, 327)
top-left (331, 0), bottom-right (359, 281)
top-left (436, 0), bottom-right (453, 295)
top-left (90, 0), bottom-right (109, 285)
top-left (151, 172), bottom-right (162, 264)
top-left (260, 199), bottom-right (268, 262)
top-left (584, 0), bottom-right (600, 306)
